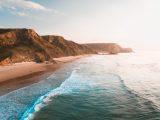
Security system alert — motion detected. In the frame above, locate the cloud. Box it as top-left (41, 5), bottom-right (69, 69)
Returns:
top-left (12, 11), bottom-right (28, 17)
top-left (0, 0), bottom-right (51, 11)
top-left (0, 0), bottom-right (56, 16)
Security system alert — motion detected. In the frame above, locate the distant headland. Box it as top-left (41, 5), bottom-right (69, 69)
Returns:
top-left (0, 28), bottom-right (133, 65)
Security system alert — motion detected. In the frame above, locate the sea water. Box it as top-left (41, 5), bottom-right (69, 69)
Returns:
top-left (1, 51), bottom-right (160, 120)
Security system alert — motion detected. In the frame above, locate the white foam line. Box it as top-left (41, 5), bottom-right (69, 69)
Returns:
top-left (20, 70), bottom-right (76, 120)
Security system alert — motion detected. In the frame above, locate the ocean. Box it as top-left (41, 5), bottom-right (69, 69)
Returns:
top-left (1, 51), bottom-right (160, 120)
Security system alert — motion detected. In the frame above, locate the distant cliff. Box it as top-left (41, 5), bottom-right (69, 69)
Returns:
top-left (84, 43), bottom-right (133, 54)
top-left (42, 35), bottom-right (96, 56)
top-left (0, 28), bottom-right (133, 65)
top-left (0, 28), bottom-right (95, 65)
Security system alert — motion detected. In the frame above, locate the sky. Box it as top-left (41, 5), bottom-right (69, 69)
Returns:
top-left (0, 0), bottom-right (160, 50)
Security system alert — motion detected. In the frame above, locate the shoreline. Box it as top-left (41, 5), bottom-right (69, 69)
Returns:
top-left (0, 55), bottom-right (87, 96)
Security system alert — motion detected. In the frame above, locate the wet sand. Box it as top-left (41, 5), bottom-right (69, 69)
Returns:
top-left (0, 55), bottom-right (86, 95)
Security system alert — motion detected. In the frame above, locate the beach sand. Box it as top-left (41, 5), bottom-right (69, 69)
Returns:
top-left (0, 55), bottom-right (86, 95)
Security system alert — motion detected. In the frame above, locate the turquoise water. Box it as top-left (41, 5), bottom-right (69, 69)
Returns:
top-left (1, 53), bottom-right (160, 120)
top-left (0, 62), bottom-right (75, 120)
top-left (31, 72), bottom-right (159, 120)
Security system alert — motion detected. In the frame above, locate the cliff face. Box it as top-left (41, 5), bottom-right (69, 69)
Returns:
top-left (121, 48), bottom-right (133, 53)
top-left (0, 28), bottom-right (56, 65)
top-left (0, 28), bottom-right (132, 65)
top-left (84, 43), bottom-right (133, 54)
top-left (42, 35), bottom-right (96, 56)
top-left (0, 29), bottom-right (96, 65)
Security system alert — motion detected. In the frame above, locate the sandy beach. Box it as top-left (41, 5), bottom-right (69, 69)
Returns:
top-left (0, 55), bottom-right (86, 95)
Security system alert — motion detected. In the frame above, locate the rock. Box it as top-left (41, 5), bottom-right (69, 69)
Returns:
top-left (0, 28), bottom-right (54, 64)
top-left (0, 28), bottom-right (96, 65)
top-left (84, 43), bottom-right (133, 54)
top-left (42, 35), bottom-right (96, 56)
top-left (121, 48), bottom-right (133, 53)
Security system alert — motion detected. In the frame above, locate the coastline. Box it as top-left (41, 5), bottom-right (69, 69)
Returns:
top-left (0, 55), bottom-right (87, 96)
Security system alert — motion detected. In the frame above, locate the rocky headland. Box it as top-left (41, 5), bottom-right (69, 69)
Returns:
top-left (0, 28), bottom-right (95, 65)
top-left (0, 28), bottom-right (133, 65)
top-left (84, 43), bottom-right (133, 54)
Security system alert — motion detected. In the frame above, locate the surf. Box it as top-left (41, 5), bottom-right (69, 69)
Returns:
top-left (20, 70), bottom-right (78, 120)
top-left (21, 54), bottom-right (160, 120)
top-left (1, 52), bottom-right (160, 120)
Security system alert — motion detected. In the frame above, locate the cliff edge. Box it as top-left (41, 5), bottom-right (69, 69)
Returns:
top-left (84, 43), bottom-right (133, 54)
top-left (0, 29), bottom-right (96, 65)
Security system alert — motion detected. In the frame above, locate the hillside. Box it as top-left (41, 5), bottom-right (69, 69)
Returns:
top-left (0, 29), bottom-right (96, 65)
top-left (84, 43), bottom-right (133, 54)
top-left (0, 28), bottom-right (56, 65)
top-left (0, 28), bottom-right (133, 65)
top-left (42, 35), bottom-right (96, 56)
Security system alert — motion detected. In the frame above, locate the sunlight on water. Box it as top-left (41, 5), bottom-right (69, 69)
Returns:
top-left (115, 51), bottom-right (160, 108)
top-left (22, 51), bottom-right (160, 120)
top-left (1, 51), bottom-right (160, 120)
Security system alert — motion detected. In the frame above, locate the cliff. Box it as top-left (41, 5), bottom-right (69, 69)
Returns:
top-left (0, 29), bottom-right (96, 65)
top-left (42, 35), bottom-right (96, 56)
top-left (84, 43), bottom-right (133, 54)
top-left (0, 28), bottom-right (56, 65)
top-left (0, 28), bottom-right (132, 65)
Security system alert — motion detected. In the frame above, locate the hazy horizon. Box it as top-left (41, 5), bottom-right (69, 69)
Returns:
top-left (0, 0), bottom-right (160, 50)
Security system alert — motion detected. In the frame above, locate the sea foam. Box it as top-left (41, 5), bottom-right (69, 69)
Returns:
top-left (20, 70), bottom-right (78, 120)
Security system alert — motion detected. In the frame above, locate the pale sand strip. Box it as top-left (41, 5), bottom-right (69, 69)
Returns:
top-left (53, 55), bottom-right (87, 63)
top-left (0, 62), bottom-right (48, 82)
top-left (0, 55), bottom-right (88, 95)
top-left (0, 55), bottom-right (86, 82)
